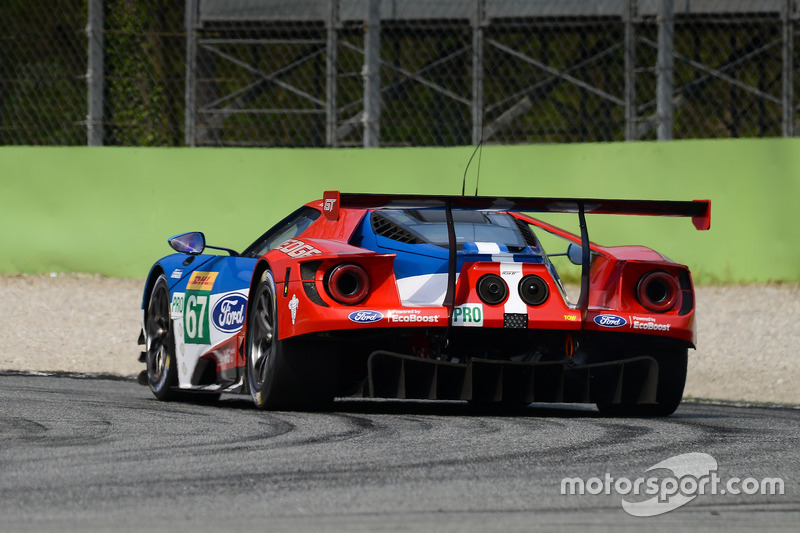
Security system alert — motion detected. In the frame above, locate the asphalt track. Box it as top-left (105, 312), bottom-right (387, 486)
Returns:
top-left (0, 374), bottom-right (797, 532)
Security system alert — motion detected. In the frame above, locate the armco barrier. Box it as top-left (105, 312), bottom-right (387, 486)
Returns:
top-left (1, 139), bottom-right (799, 282)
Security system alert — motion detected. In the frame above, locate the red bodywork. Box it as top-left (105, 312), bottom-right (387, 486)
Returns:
top-left (249, 194), bottom-right (708, 351)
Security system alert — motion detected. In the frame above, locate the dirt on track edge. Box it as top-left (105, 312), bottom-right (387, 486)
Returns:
top-left (1, 273), bottom-right (797, 405)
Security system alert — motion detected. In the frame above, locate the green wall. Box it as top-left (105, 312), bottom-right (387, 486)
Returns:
top-left (2, 139), bottom-right (799, 283)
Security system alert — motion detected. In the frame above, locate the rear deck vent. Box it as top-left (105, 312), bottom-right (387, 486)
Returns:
top-left (371, 213), bottom-right (424, 244)
top-left (514, 218), bottom-right (539, 249)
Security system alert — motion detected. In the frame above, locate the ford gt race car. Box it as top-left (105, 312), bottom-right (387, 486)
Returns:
top-left (138, 191), bottom-right (710, 416)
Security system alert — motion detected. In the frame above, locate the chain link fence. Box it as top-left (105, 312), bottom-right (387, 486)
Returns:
top-left (2, 0), bottom-right (798, 147)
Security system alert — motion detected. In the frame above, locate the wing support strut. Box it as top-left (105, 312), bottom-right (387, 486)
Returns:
top-left (577, 202), bottom-right (590, 321)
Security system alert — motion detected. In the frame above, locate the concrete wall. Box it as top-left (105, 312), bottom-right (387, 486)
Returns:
top-left (2, 139), bottom-right (798, 282)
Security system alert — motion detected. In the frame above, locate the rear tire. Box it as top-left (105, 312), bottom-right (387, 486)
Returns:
top-left (245, 270), bottom-right (335, 410)
top-left (596, 348), bottom-right (688, 417)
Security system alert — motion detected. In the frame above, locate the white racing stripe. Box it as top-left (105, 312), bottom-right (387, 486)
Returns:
top-left (499, 262), bottom-right (526, 315)
top-left (396, 273), bottom-right (451, 306)
top-left (474, 242), bottom-right (503, 254)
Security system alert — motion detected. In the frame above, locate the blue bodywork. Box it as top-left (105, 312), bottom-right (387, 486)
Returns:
top-left (348, 211), bottom-right (549, 282)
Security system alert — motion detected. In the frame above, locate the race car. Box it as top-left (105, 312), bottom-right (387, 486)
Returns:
top-left (138, 191), bottom-right (710, 416)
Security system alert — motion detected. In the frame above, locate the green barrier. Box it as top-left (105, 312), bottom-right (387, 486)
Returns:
top-left (1, 139), bottom-right (798, 282)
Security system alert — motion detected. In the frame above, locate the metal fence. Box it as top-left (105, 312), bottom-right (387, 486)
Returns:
top-left (2, 0), bottom-right (799, 147)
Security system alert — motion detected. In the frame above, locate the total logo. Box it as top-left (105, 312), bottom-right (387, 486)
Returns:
top-left (594, 314), bottom-right (627, 328)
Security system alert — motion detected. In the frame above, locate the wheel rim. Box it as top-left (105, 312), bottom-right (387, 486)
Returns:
top-left (146, 281), bottom-right (171, 387)
top-left (249, 277), bottom-right (276, 393)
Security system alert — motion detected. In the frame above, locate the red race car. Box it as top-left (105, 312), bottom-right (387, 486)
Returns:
top-left (139, 191), bottom-right (710, 416)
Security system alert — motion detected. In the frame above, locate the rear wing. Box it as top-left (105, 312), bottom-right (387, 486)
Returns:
top-left (322, 190), bottom-right (710, 326)
top-left (323, 191), bottom-right (711, 231)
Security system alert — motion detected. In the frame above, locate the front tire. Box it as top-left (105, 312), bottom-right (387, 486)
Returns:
top-left (144, 274), bottom-right (181, 401)
top-left (246, 270), bottom-right (282, 408)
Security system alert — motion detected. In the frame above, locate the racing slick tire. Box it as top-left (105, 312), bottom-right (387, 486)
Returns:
top-left (596, 348), bottom-right (688, 417)
top-left (245, 270), bottom-right (335, 410)
top-left (144, 273), bottom-right (184, 401)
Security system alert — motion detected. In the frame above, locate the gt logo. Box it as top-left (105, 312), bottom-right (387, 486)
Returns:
top-left (323, 191), bottom-right (340, 220)
top-left (452, 304), bottom-right (483, 327)
top-left (277, 239), bottom-right (323, 259)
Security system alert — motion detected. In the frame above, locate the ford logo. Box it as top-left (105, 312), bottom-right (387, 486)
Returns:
top-left (348, 310), bottom-right (384, 324)
top-left (594, 314), bottom-right (627, 328)
top-left (212, 294), bottom-right (247, 333)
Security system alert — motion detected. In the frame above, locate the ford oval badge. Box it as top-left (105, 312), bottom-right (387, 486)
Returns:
top-left (212, 294), bottom-right (247, 333)
top-left (348, 310), bottom-right (384, 324)
top-left (593, 314), bottom-right (627, 328)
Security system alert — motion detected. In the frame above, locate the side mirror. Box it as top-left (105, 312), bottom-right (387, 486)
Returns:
top-left (168, 232), bottom-right (206, 255)
top-left (567, 243), bottom-right (583, 265)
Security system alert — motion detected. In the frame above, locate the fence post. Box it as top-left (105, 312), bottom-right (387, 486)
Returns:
top-left (472, 0), bottom-right (485, 145)
top-left (624, 0), bottom-right (637, 141)
top-left (782, 0), bottom-right (795, 137)
top-left (656, 0), bottom-right (674, 141)
top-left (184, 0), bottom-right (198, 146)
top-left (86, 0), bottom-right (104, 146)
top-left (363, 0), bottom-right (381, 147)
top-left (327, 0), bottom-right (340, 147)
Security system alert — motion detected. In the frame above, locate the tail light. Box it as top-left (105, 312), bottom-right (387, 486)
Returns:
top-left (518, 275), bottom-right (549, 306)
top-left (637, 271), bottom-right (679, 312)
top-left (477, 274), bottom-right (508, 305)
top-left (326, 263), bottom-right (369, 305)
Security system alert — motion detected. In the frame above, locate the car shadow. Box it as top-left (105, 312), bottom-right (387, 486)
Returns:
top-left (215, 394), bottom-right (604, 418)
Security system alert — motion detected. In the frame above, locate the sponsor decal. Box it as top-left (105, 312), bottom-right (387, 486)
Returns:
top-left (277, 239), bottom-right (323, 259)
top-left (348, 310), bottom-right (384, 324)
top-left (289, 294), bottom-right (299, 325)
top-left (211, 294), bottom-right (247, 334)
top-left (171, 294), bottom-right (184, 315)
top-left (323, 190), bottom-right (340, 220)
top-left (452, 304), bottom-right (483, 327)
top-left (186, 271), bottom-right (218, 291)
top-left (184, 292), bottom-right (210, 344)
top-left (171, 268), bottom-right (183, 279)
top-left (218, 347), bottom-right (236, 368)
top-left (594, 314), bottom-right (627, 328)
top-left (631, 315), bottom-right (671, 331)
top-left (388, 309), bottom-right (441, 324)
